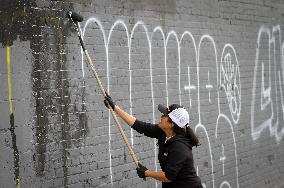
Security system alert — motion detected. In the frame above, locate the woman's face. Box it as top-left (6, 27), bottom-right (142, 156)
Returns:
top-left (158, 114), bottom-right (172, 131)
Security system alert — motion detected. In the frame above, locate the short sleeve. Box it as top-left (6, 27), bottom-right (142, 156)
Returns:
top-left (132, 119), bottom-right (164, 139)
top-left (164, 144), bottom-right (187, 181)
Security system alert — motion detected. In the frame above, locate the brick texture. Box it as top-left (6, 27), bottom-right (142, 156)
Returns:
top-left (0, 0), bottom-right (284, 187)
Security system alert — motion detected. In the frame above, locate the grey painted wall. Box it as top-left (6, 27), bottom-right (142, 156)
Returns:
top-left (0, 0), bottom-right (284, 187)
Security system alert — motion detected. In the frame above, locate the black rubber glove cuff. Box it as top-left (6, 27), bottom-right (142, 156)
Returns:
top-left (136, 163), bottom-right (148, 179)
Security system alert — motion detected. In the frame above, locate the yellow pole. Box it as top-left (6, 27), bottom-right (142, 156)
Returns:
top-left (7, 47), bottom-right (13, 113)
top-left (7, 47), bottom-right (20, 188)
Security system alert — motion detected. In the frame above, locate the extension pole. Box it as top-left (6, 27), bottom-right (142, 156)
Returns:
top-left (68, 12), bottom-right (139, 167)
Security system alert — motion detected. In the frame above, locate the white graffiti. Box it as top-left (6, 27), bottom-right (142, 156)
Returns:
top-left (251, 25), bottom-right (284, 144)
top-left (206, 71), bottom-right (213, 103)
top-left (215, 114), bottom-right (239, 188)
top-left (220, 144), bottom-right (226, 176)
top-left (220, 44), bottom-right (241, 124)
top-left (80, 17), bottom-right (241, 187)
top-left (184, 66), bottom-right (196, 107)
top-left (220, 181), bottom-right (232, 188)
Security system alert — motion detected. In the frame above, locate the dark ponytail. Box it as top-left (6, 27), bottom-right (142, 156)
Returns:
top-left (185, 126), bottom-right (200, 147)
top-left (173, 123), bottom-right (200, 147)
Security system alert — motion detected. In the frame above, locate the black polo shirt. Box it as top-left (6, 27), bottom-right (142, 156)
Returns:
top-left (132, 120), bottom-right (202, 188)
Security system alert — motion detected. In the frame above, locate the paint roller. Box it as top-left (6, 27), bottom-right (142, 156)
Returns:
top-left (67, 11), bottom-right (139, 167)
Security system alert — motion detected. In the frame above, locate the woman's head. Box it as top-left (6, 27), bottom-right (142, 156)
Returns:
top-left (158, 104), bottom-right (190, 128)
top-left (158, 104), bottom-right (200, 147)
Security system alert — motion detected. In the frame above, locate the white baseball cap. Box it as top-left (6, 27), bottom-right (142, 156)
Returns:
top-left (158, 104), bottom-right (191, 128)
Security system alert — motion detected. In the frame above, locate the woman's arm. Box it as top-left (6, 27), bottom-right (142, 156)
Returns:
top-left (104, 93), bottom-right (136, 127)
top-left (104, 93), bottom-right (163, 138)
top-left (113, 105), bottom-right (136, 127)
top-left (145, 170), bottom-right (171, 182)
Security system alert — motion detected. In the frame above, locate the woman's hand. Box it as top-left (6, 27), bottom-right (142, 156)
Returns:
top-left (136, 163), bottom-right (148, 179)
top-left (104, 92), bottom-right (116, 110)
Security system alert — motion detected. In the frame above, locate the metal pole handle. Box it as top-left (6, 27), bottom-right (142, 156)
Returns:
top-left (69, 17), bottom-right (139, 167)
top-left (84, 50), bottom-right (139, 167)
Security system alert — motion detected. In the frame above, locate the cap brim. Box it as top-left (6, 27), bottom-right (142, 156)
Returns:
top-left (158, 104), bottom-right (168, 114)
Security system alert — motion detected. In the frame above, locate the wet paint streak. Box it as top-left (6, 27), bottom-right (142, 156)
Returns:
top-left (0, 0), bottom-right (49, 178)
top-left (9, 114), bottom-right (20, 188)
top-left (32, 43), bottom-right (48, 176)
top-left (1, 2), bottom-right (86, 187)
top-left (72, 80), bottom-right (88, 146)
top-left (7, 47), bottom-right (20, 187)
top-left (56, 25), bottom-right (71, 188)
top-left (59, 53), bottom-right (69, 188)
top-left (79, 80), bottom-right (88, 138)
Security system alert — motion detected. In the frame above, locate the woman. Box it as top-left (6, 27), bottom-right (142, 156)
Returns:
top-left (104, 93), bottom-right (202, 188)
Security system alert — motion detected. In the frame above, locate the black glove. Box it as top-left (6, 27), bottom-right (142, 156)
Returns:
top-left (136, 163), bottom-right (148, 179)
top-left (104, 92), bottom-right (116, 110)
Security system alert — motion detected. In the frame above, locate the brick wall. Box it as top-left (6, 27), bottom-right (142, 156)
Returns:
top-left (0, 0), bottom-right (284, 187)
